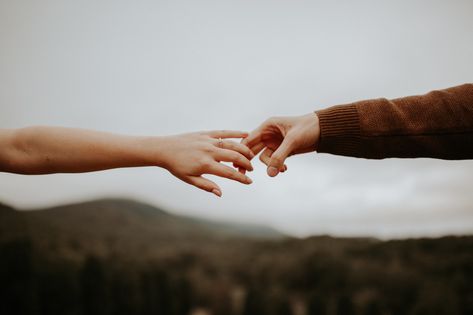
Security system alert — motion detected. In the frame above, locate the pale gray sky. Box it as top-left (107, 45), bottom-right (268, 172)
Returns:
top-left (1, 0), bottom-right (472, 238)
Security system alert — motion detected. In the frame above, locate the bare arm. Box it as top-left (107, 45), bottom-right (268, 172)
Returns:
top-left (0, 126), bottom-right (254, 196)
top-left (0, 126), bottom-right (160, 174)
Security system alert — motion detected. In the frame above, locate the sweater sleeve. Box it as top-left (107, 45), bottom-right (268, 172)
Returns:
top-left (316, 84), bottom-right (473, 159)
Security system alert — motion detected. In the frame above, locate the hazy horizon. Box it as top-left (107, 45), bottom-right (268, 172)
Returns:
top-left (1, 0), bottom-right (472, 239)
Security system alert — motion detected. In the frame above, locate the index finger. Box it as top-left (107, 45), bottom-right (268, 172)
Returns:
top-left (208, 130), bottom-right (249, 139)
top-left (241, 128), bottom-right (263, 148)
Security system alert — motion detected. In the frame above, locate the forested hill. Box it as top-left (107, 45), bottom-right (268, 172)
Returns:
top-left (1, 199), bottom-right (472, 315)
top-left (0, 198), bottom-right (284, 260)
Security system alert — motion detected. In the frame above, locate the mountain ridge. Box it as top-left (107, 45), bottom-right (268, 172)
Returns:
top-left (0, 198), bottom-right (285, 261)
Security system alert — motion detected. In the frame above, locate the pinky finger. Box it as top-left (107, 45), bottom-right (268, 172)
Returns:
top-left (187, 176), bottom-right (222, 197)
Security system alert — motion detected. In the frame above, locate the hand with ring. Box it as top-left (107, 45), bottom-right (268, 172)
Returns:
top-left (154, 130), bottom-right (254, 196)
top-left (0, 128), bottom-right (254, 197)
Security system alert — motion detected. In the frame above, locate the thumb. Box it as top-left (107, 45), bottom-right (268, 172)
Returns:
top-left (267, 136), bottom-right (294, 177)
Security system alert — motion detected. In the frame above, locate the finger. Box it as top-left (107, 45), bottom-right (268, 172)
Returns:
top-left (249, 142), bottom-right (266, 157)
top-left (233, 141), bottom-right (267, 171)
top-left (208, 130), bottom-right (249, 139)
top-left (242, 127), bottom-right (264, 148)
top-left (215, 149), bottom-right (253, 171)
top-left (207, 163), bottom-right (253, 185)
top-left (186, 176), bottom-right (222, 197)
top-left (259, 147), bottom-right (273, 166)
top-left (216, 140), bottom-right (255, 160)
top-left (259, 148), bottom-right (286, 172)
top-left (233, 141), bottom-right (265, 170)
top-left (236, 162), bottom-right (285, 174)
top-left (268, 136), bottom-right (294, 177)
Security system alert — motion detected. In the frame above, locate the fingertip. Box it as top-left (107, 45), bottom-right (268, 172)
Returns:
top-left (211, 188), bottom-right (222, 197)
top-left (267, 166), bottom-right (279, 177)
top-left (235, 131), bottom-right (249, 139)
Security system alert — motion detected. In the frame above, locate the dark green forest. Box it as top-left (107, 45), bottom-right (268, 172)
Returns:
top-left (1, 199), bottom-right (473, 315)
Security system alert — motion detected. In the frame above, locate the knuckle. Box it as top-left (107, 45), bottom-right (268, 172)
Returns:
top-left (201, 144), bottom-right (213, 154)
top-left (199, 159), bottom-right (213, 169)
top-left (271, 156), bottom-right (283, 165)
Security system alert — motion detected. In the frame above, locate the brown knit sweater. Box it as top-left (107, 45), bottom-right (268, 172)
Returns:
top-left (316, 84), bottom-right (473, 159)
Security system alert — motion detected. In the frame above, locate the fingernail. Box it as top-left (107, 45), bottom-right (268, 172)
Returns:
top-left (212, 189), bottom-right (222, 197)
top-left (250, 152), bottom-right (255, 158)
top-left (268, 167), bottom-right (279, 177)
top-left (246, 177), bottom-right (253, 184)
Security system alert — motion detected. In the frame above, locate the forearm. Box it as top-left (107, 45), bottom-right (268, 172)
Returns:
top-left (316, 84), bottom-right (473, 159)
top-left (0, 126), bottom-right (163, 174)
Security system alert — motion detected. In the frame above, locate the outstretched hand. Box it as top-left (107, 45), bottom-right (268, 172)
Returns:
top-left (157, 130), bottom-right (254, 197)
top-left (241, 113), bottom-right (320, 177)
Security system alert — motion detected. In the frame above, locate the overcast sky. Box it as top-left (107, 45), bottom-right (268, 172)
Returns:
top-left (1, 0), bottom-right (472, 238)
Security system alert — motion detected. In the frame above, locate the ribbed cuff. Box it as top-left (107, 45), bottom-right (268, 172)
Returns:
top-left (315, 104), bottom-right (362, 157)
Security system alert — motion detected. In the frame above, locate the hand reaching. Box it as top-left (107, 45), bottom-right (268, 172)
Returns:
top-left (0, 127), bottom-right (254, 197)
top-left (157, 130), bottom-right (254, 196)
top-left (242, 113), bottom-right (320, 177)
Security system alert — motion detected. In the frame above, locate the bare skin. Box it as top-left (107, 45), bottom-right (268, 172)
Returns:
top-left (241, 113), bottom-right (320, 177)
top-left (0, 127), bottom-right (254, 197)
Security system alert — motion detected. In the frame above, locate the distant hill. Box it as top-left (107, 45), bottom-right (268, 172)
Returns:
top-left (0, 198), bottom-right (284, 261)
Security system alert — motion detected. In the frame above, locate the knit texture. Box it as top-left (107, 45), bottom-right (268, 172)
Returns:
top-left (316, 84), bottom-right (473, 159)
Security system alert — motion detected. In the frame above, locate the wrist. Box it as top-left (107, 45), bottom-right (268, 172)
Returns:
top-left (137, 135), bottom-right (170, 168)
top-left (298, 112), bottom-right (320, 152)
